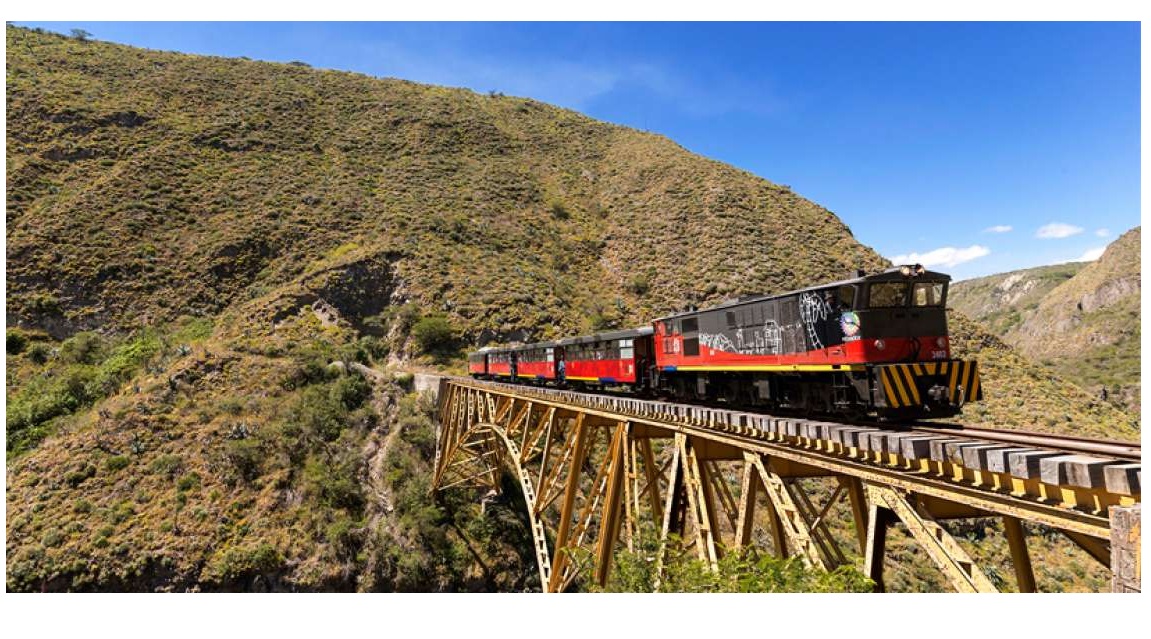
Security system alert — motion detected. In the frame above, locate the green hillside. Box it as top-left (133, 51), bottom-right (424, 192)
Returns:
top-left (4, 27), bottom-right (1137, 592)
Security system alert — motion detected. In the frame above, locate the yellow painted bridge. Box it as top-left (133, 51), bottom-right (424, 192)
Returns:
top-left (429, 377), bottom-right (1141, 593)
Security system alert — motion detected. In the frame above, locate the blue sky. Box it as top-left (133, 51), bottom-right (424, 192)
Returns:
top-left (18, 21), bottom-right (1141, 280)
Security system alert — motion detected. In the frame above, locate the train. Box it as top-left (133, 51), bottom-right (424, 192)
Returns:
top-left (468, 265), bottom-right (982, 420)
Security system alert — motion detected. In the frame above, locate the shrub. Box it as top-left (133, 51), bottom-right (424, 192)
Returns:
top-left (412, 315), bottom-right (456, 359)
top-left (7, 330), bottom-right (28, 354)
top-left (326, 515), bottom-right (360, 559)
top-left (223, 439), bottom-right (262, 483)
top-left (304, 455), bottom-right (364, 513)
top-left (149, 454), bottom-right (183, 477)
top-left (176, 473), bottom-right (201, 492)
top-left (42, 529), bottom-right (64, 548)
top-left (627, 273), bottom-right (651, 296)
top-left (204, 543), bottom-right (282, 583)
top-left (548, 198), bottom-right (570, 220)
top-left (104, 455), bottom-right (130, 473)
top-left (330, 374), bottom-right (371, 411)
top-left (64, 464), bottom-right (96, 487)
top-left (59, 332), bottom-right (105, 365)
top-left (26, 343), bottom-right (52, 364)
top-left (393, 371), bottom-right (414, 391)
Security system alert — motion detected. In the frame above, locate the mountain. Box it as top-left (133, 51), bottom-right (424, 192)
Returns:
top-left (4, 27), bottom-right (1136, 592)
top-left (949, 262), bottom-right (1085, 336)
top-left (951, 228), bottom-right (1140, 413)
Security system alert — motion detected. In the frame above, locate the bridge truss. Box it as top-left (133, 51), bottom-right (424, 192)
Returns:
top-left (430, 378), bottom-right (1140, 593)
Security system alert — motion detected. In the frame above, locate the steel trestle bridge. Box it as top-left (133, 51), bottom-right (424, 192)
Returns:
top-left (429, 377), bottom-right (1141, 593)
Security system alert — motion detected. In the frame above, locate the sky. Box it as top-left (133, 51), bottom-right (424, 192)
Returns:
top-left (17, 21), bottom-right (1141, 280)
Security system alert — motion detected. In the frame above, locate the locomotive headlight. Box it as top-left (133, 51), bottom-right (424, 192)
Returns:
top-left (936, 337), bottom-right (946, 348)
top-left (899, 265), bottom-right (912, 277)
top-left (915, 264), bottom-right (926, 276)
top-left (874, 339), bottom-right (886, 351)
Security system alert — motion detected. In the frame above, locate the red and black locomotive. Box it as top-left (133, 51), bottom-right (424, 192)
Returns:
top-left (468, 266), bottom-right (982, 420)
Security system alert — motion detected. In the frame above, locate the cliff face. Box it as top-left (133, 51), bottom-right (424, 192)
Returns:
top-left (4, 27), bottom-right (1137, 592)
top-left (951, 228), bottom-right (1141, 414)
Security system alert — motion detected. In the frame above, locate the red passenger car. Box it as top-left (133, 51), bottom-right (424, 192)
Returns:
top-left (559, 327), bottom-right (654, 388)
top-left (515, 342), bottom-right (559, 382)
top-left (487, 348), bottom-right (516, 379)
top-left (467, 351), bottom-right (488, 377)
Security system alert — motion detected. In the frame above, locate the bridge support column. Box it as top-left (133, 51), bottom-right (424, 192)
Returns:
top-left (1110, 504), bottom-right (1141, 593)
top-left (1003, 516), bottom-right (1036, 592)
top-left (863, 500), bottom-right (893, 592)
top-left (868, 485), bottom-right (997, 592)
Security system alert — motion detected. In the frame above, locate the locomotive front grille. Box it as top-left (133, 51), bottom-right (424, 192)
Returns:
top-left (876, 360), bottom-right (981, 409)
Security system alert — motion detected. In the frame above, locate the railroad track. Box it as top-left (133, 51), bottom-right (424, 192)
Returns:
top-left (443, 376), bottom-right (1142, 500)
top-left (907, 422), bottom-right (1140, 461)
top-left (462, 377), bottom-right (1140, 460)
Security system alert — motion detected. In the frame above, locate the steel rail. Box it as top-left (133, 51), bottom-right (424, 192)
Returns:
top-left (451, 376), bottom-right (1140, 461)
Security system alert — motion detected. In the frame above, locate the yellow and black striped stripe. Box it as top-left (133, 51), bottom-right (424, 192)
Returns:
top-left (877, 360), bottom-right (982, 408)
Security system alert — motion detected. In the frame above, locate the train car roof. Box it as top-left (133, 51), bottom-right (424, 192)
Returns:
top-left (653, 266), bottom-right (952, 321)
top-left (512, 340), bottom-right (559, 351)
top-left (558, 326), bottom-right (654, 346)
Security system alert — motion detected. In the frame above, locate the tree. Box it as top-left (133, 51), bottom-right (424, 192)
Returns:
top-left (70, 28), bottom-right (92, 41)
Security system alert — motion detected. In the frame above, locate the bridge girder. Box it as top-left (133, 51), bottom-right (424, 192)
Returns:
top-left (431, 378), bottom-right (1140, 593)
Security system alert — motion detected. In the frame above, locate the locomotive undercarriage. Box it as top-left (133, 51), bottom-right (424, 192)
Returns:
top-left (654, 369), bottom-right (960, 421)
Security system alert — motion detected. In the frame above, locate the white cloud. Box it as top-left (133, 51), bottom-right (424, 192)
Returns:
top-left (1074, 247), bottom-right (1106, 262)
top-left (1035, 222), bottom-right (1084, 239)
top-left (888, 245), bottom-right (991, 268)
top-left (982, 225), bottom-right (1012, 234)
top-left (1095, 228), bottom-right (1111, 238)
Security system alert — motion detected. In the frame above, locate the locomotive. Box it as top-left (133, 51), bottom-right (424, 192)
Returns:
top-left (467, 266), bottom-right (982, 420)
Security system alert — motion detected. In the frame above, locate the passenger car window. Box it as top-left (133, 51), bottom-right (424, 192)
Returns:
top-left (913, 282), bottom-right (945, 307)
top-left (868, 282), bottom-right (909, 308)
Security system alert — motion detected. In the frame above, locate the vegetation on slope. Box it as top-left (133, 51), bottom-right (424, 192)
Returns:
top-left (5, 307), bottom-right (537, 591)
top-left (950, 262), bottom-right (1084, 336)
top-left (950, 229), bottom-right (1140, 416)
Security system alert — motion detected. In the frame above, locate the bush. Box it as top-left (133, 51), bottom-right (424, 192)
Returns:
top-left (149, 454), bottom-right (183, 477)
top-left (7, 330), bottom-right (28, 354)
top-left (59, 332), bottom-right (105, 365)
top-left (223, 439), bottom-right (262, 483)
top-left (176, 473), bottom-right (201, 492)
top-left (204, 543), bottom-right (282, 583)
top-left (304, 455), bottom-right (364, 513)
top-left (64, 464), bottom-right (96, 488)
top-left (595, 527), bottom-right (873, 593)
top-left (412, 315), bottom-right (456, 359)
top-left (104, 456), bottom-right (130, 473)
top-left (42, 529), bottom-right (64, 548)
top-left (326, 515), bottom-right (360, 559)
top-left (393, 372), bottom-right (414, 391)
top-left (627, 273), bottom-right (651, 296)
top-left (26, 343), bottom-right (52, 364)
top-left (548, 198), bottom-right (570, 220)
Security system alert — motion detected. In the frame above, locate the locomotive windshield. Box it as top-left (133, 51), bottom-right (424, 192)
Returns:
top-left (867, 282), bottom-right (909, 307)
top-left (912, 281), bottom-right (946, 307)
top-left (866, 280), bottom-right (947, 308)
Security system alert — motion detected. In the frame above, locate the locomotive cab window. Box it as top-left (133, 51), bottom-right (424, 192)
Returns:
top-left (912, 282), bottom-right (946, 307)
top-left (867, 282), bottom-right (909, 308)
top-left (837, 285), bottom-right (857, 310)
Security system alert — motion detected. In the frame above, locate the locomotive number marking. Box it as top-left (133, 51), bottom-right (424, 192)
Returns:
top-left (931, 350), bottom-right (947, 359)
